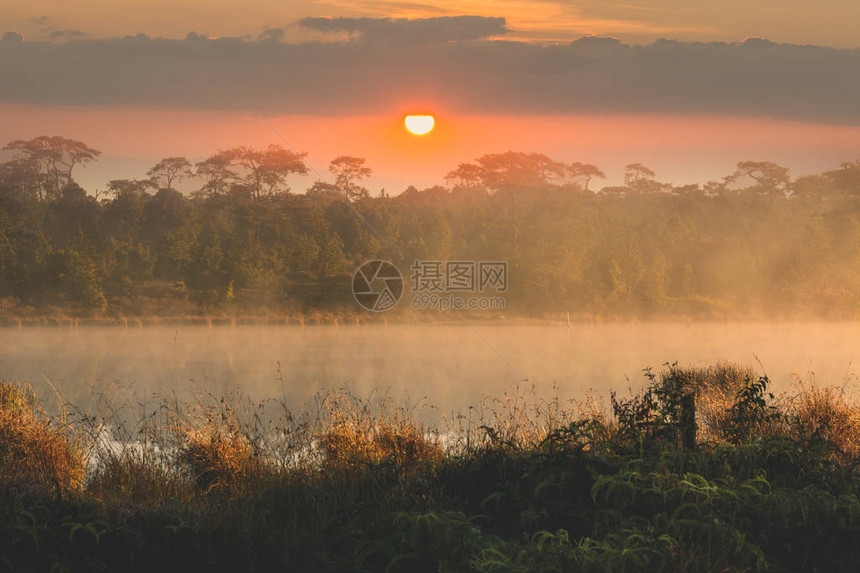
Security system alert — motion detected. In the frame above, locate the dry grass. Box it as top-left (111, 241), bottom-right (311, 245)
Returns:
top-left (678, 362), bottom-right (760, 442)
top-left (3, 361), bottom-right (860, 505)
top-left (656, 364), bottom-right (860, 452)
top-left (174, 406), bottom-right (262, 493)
top-left (319, 391), bottom-right (442, 468)
top-left (786, 380), bottom-right (860, 458)
top-left (0, 381), bottom-right (85, 493)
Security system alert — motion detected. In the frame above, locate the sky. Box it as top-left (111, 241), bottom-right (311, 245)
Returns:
top-left (1, 1), bottom-right (860, 192)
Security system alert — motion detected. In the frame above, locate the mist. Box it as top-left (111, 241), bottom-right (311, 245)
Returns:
top-left (4, 323), bottom-right (859, 421)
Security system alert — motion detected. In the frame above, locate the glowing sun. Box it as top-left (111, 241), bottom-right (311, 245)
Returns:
top-left (404, 115), bottom-right (435, 135)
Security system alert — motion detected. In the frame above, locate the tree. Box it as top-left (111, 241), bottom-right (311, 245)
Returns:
top-left (106, 179), bottom-right (155, 198)
top-left (4, 136), bottom-right (100, 201)
top-left (305, 181), bottom-right (345, 211)
top-left (147, 157), bottom-right (192, 190)
top-left (319, 233), bottom-right (345, 276)
top-left (443, 152), bottom-right (563, 194)
top-left (624, 163), bottom-right (664, 194)
top-left (566, 162), bottom-right (605, 191)
top-left (445, 163), bottom-right (485, 190)
top-left (328, 156), bottom-right (372, 201)
top-left (195, 154), bottom-right (237, 197)
top-left (198, 145), bottom-right (308, 201)
top-left (829, 160), bottom-right (860, 195)
top-left (726, 161), bottom-right (790, 195)
top-left (479, 152), bottom-right (563, 191)
top-left (624, 163), bottom-right (656, 185)
top-left (0, 157), bottom-right (42, 202)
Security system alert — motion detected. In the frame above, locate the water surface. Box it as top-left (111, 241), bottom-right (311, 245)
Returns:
top-left (2, 322), bottom-right (859, 416)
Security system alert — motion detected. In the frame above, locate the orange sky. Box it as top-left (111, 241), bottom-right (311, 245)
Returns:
top-left (2, 104), bottom-right (858, 193)
top-left (3, 4), bottom-right (859, 194)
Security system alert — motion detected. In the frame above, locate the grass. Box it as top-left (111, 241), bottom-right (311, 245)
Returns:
top-left (0, 382), bottom-right (85, 495)
top-left (2, 363), bottom-right (860, 571)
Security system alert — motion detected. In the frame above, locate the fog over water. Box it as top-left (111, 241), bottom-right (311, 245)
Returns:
top-left (2, 323), bottom-right (860, 418)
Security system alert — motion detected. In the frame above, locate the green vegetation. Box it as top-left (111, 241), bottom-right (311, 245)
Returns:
top-left (2, 363), bottom-right (860, 571)
top-left (3, 136), bottom-right (860, 321)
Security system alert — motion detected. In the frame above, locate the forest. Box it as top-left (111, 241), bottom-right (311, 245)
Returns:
top-left (2, 135), bottom-right (860, 321)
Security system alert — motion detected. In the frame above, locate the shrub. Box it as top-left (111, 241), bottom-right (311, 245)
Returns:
top-left (319, 392), bottom-right (442, 469)
top-left (670, 363), bottom-right (757, 443)
top-left (175, 408), bottom-right (260, 493)
top-left (0, 381), bottom-right (85, 493)
top-left (788, 381), bottom-right (860, 458)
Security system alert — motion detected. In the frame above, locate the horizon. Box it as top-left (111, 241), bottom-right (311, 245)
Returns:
top-left (3, 8), bottom-right (860, 194)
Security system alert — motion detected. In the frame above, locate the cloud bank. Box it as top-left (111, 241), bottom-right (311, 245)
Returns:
top-left (0, 16), bottom-right (858, 124)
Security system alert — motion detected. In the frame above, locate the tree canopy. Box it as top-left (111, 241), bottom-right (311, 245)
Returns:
top-left (2, 137), bottom-right (858, 320)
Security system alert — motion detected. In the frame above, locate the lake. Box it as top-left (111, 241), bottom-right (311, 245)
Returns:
top-left (2, 322), bottom-right (859, 419)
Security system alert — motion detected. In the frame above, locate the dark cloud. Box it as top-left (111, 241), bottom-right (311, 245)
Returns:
top-left (257, 27), bottom-right (286, 43)
top-left (0, 16), bottom-right (858, 124)
top-left (297, 15), bottom-right (508, 43)
top-left (47, 29), bottom-right (87, 40)
top-left (1, 31), bottom-right (24, 43)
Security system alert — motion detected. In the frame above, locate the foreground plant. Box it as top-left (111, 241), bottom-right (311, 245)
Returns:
top-left (0, 382), bottom-right (85, 494)
top-left (0, 362), bottom-right (859, 572)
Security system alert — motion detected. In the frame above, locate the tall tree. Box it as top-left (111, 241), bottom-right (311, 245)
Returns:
top-left (624, 163), bottom-right (664, 194)
top-left (198, 145), bottom-right (308, 201)
top-left (726, 161), bottom-right (790, 195)
top-left (195, 154), bottom-right (237, 197)
top-left (147, 157), bottom-right (192, 190)
top-left (445, 152), bottom-right (563, 193)
top-left (106, 179), bottom-right (155, 198)
top-left (3, 136), bottom-right (100, 201)
top-left (445, 163), bottom-right (485, 191)
top-left (566, 162), bottom-right (606, 191)
top-left (476, 151), bottom-right (562, 191)
top-left (328, 156), bottom-right (372, 201)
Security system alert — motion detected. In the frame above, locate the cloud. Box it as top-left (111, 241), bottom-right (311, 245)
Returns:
top-left (257, 27), bottom-right (286, 43)
top-left (0, 16), bottom-right (858, 124)
top-left (1, 31), bottom-right (24, 43)
top-left (47, 29), bottom-right (87, 40)
top-left (297, 15), bottom-right (507, 43)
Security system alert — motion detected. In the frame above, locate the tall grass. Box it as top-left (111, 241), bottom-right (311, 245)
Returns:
top-left (0, 381), bottom-right (85, 494)
top-left (2, 363), bottom-right (860, 572)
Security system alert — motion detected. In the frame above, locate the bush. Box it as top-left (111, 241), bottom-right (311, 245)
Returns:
top-left (320, 393), bottom-right (442, 469)
top-left (175, 407), bottom-right (261, 493)
top-left (788, 381), bottom-right (860, 459)
top-left (0, 382), bottom-right (85, 494)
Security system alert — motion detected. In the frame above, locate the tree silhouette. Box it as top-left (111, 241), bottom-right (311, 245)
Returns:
top-left (329, 156), bottom-right (372, 201)
top-left (726, 161), bottom-right (790, 195)
top-left (445, 163), bottom-right (485, 191)
top-left (4, 136), bottom-right (100, 201)
top-left (197, 145), bottom-right (308, 200)
top-left (147, 157), bottom-right (192, 190)
top-left (445, 152), bottom-right (563, 193)
top-left (566, 162), bottom-right (606, 191)
top-left (195, 154), bottom-right (237, 197)
top-left (106, 179), bottom-right (155, 199)
top-left (624, 163), bottom-right (664, 194)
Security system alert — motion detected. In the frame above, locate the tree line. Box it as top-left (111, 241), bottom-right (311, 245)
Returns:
top-left (1, 135), bottom-right (859, 320)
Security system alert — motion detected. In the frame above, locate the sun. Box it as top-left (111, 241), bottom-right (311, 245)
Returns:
top-left (404, 115), bottom-right (435, 135)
